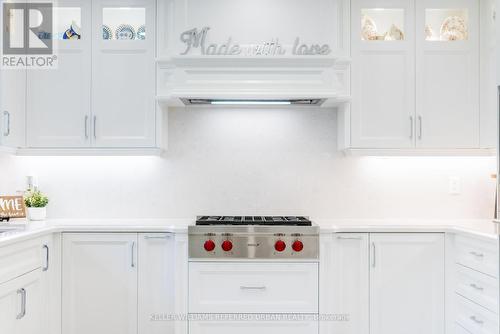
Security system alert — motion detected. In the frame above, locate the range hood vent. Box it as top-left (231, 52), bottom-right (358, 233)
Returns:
top-left (180, 98), bottom-right (326, 106)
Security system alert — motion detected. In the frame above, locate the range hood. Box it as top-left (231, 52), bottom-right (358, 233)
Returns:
top-left (156, 56), bottom-right (350, 108)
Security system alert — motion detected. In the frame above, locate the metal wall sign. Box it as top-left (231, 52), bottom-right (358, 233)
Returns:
top-left (180, 27), bottom-right (331, 56)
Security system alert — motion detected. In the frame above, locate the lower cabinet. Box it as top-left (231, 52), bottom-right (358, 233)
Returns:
top-left (369, 233), bottom-right (445, 334)
top-left (0, 268), bottom-right (47, 334)
top-left (62, 232), bottom-right (175, 334)
top-left (321, 233), bottom-right (445, 334)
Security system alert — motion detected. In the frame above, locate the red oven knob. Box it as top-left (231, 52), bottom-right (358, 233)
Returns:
top-left (221, 240), bottom-right (233, 252)
top-left (204, 240), bottom-right (216, 252)
top-left (292, 240), bottom-right (304, 252)
top-left (274, 240), bottom-right (286, 252)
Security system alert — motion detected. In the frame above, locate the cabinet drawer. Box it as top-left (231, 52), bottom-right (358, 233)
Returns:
top-left (188, 262), bottom-right (318, 314)
top-left (0, 238), bottom-right (43, 284)
top-left (455, 235), bottom-right (498, 278)
top-left (189, 319), bottom-right (318, 334)
top-left (455, 264), bottom-right (499, 314)
top-left (455, 294), bottom-right (499, 334)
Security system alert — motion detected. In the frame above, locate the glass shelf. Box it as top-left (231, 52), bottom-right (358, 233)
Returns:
top-left (361, 8), bottom-right (405, 41)
top-left (102, 7), bottom-right (146, 40)
top-left (425, 9), bottom-right (468, 41)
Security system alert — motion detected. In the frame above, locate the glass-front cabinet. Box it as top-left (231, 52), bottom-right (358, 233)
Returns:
top-left (351, 0), bottom-right (479, 150)
top-left (25, 0), bottom-right (156, 149)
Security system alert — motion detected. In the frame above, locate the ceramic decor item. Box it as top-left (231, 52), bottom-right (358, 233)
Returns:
top-left (137, 25), bottom-right (146, 40)
top-left (361, 15), bottom-right (378, 40)
top-left (102, 25), bottom-right (112, 40)
top-left (63, 21), bottom-right (81, 40)
top-left (385, 24), bottom-right (404, 40)
top-left (425, 24), bottom-right (435, 40)
top-left (115, 24), bottom-right (136, 40)
top-left (440, 16), bottom-right (467, 41)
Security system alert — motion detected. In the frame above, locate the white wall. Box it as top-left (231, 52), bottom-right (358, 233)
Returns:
top-left (0, 107), bottom-right (496, 221)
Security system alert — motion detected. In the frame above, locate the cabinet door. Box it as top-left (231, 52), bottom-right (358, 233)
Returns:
top-left (26, 0), bottom-right (91, 148)
top-left (0, 269), bottom-right (47, 334)
top-left (320, 233), bottom-right (369, 334)
top-left (0, 0), bottom-right (26, 148)
top-left (138, 233), bottom-right (175, 334)
top-left (370, 233), bottom-right (444, 334)
top-left (351, 0), bottom-right (416, 148)
top-left (91, 0), bottom-right (156, 148)
top-left (62, 233), bottom-right (138, 334)
top-left (416, 0), bottom-right (479, 148)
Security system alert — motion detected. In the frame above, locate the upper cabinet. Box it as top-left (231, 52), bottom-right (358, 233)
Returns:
top-left (347, 0), bottom-right (495, 153)
top-left (19, 0), bottom-right (157, 151)
top-left (91, 0), bottom-right (156, 148)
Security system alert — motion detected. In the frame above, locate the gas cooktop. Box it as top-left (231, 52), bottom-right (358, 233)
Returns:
top-left (195, 216), bottom-right (312, 226)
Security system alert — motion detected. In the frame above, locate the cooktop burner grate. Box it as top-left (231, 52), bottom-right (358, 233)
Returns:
top-left (195, 216), bottom-right (312, 226)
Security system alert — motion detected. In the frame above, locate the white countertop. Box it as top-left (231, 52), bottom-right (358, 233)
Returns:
top-left (0, 218), bottom-right (497, 247)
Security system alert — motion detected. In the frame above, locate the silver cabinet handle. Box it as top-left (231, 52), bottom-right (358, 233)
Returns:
top-left (469, 283), bottom-right (484, 291)
top-left (469, 251), bottom-right (484, 258)
top-left (336, 236), bottom-right (363, 240)
top-left (42, 245), bottom-right (49, 271)
top-left (371, 242), bottom-right (376, 267)
top-left (84, 116), bottom-right (89, 139)
top-left (409, 116), bottom-right (414, 139)
top-left (144, 235), bottom-right (171, 240)
top-left (469, 315), bottom-right (484, 325)
top-left (93, 116), bottom-right (97, 140)
top-left (16, 288), bottom-right (26, 319)
top-left (240, 286), bottom-right (266, 290)
top-left (3, 111), bottom-right (10, 137)
top-left (418, 115), bottom-right (423, 140)
top-left (131, 241), bottom-right (136, 268)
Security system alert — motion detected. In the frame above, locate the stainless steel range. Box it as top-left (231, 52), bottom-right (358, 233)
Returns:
top-left (188, 216), bottom-right (320, 260)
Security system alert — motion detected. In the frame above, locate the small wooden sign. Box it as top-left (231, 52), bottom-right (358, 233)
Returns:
top-left (0, 196), bottom-right (26, 221)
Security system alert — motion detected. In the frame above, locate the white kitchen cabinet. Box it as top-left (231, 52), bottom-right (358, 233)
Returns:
top-left (138, 233), bottom-right (175, 334)
top-left (62, 233), bottom-right (138, 334)
top-left (370, 233), bottom-right (445, 334)
top-left (26, 0), bottom-right (92, 148)
top-left (320, 233), bottom-right (369, 334)
top-left (0, 268), bottom-right (47, 334)
top-left (351, 0), bottom-right (416, 149)
top-left (416, 0), bottom-right (479, 148)
top-left (0, 0), bottom-right (26, 149)
top-left (91, 0), bottom-right (156, 148)
top-left (350, 0), bottom-right (485, 151)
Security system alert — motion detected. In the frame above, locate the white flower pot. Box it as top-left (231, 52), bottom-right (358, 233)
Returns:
top-left (28, 207), bottom-right (47, 221)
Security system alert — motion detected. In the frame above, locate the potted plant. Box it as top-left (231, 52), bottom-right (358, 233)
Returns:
top-left (24, 190), bottom-right (49, 221)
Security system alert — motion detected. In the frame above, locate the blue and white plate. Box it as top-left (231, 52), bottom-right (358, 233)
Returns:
top-left (115, 24), bottom-right (135, 40)
top-left (136, 25), bottom-right (146, 40)
top-left (102, 25), bottom-right (112, 40)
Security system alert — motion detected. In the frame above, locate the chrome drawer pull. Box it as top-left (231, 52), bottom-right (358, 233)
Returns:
top-left (240, 286), bottom-right (266, 290)
top-left (42, 244), bottom-right (49, 271)
top-left (469, 315), bottom-right (484, 325)
top-left (144, 235), bottom-right (171, 240)
top-left (16, 288), bottom-right (26, 319)
top-left (336, 236), bottom-right (363, 240)
top-left (469, 251), bottom-right (484, 258)
top-left (469, 283), bottom-right (484, 291)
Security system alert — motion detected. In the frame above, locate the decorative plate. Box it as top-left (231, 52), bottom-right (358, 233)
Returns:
top-left (361, 15), bottom-right (378, 40)
top-left (115, 24), bottom-right (135, 40)
top-left (385, 24), bottom-right (404, 40)
top-left (136, 25), bottom-right (146, 40)
top-left (102, 25), bottom-right (112, 40)
top-left (440, 16), bottom-right (467, 41)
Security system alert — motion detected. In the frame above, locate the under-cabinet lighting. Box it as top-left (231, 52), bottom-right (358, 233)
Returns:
top-left (180, 98), bottom-right (325, 106)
